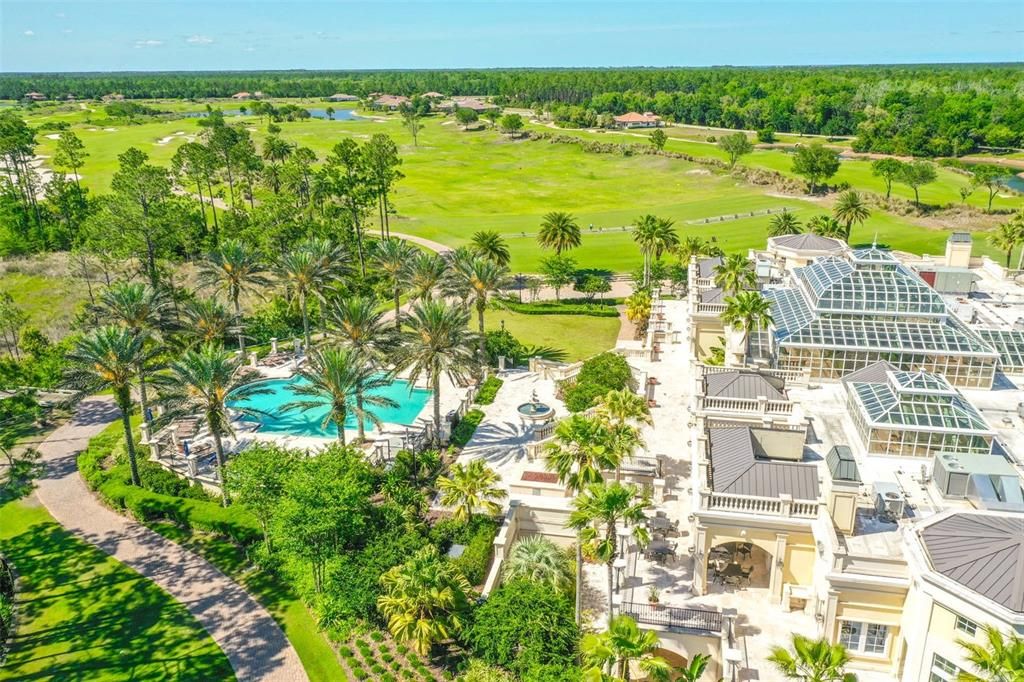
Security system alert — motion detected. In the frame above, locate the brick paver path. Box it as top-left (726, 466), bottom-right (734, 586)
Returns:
top-left (33, 397), bottom-right (308, 682)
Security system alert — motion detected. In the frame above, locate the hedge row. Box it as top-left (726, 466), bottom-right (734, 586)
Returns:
top-left (475, 376), bottom-right (503, 405)
top-left (78, 426), bottom-right (262, 547)
top-left (499, 300), bottom-right (619, 318)
top-left (450, 409), bottom-right (484, 448)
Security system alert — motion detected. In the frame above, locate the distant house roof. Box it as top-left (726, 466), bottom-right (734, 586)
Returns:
top-left (24, 92), bottom-right (45, 99)
top-left (704, 370), bottom-right (786, 401)
top-left (696, 256), bottom-right (723, 279)
top-left (707, 427), bottom-right (819, 500)
top-left (521, 471), bottom-right (560, 484)
top-left (614, 111), bottom-right (661, 124)
top-left (374, 94), bottom-right (410, 107)
top-left (423, 91), bottom-right (444, 98)
top-left (327, 93), bottom-right (359, 101)
top-left (770, 233), bottom-right (846, 252)
top-left (231, 92), bottom-right (251, 99)
top-left (451, 97), bottom-right (496, 112)
top-left (920, 512), bottom-right (1024, 613)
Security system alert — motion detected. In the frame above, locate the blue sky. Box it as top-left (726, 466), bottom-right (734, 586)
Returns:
top-left (2, 1), bottom-right (1022, 72)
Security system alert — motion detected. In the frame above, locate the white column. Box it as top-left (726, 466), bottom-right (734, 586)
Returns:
top-left (770, 532), bottom-right (789, 603)
top-left (692, 525), bottom-right (708, 596)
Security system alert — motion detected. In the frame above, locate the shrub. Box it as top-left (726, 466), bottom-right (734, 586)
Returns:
top-left (484, 329), bottom-right (525, 366)
top-left (355, 638), bottom-right (370, 649)
top-left (372, 663), bottom-right (386, 675)
top-left (382, 674), bottom-right (398, 682)
top-left (370, 631), bottom-right (385, 642)
top-left (351, 668), bottom-right (369, 680)
top-left (474, 376), bottom-right (503, 405)
top-left (430, 515), bottom-right (499, 585)
top-left (757, 126), bottom-right (776, 143)
top-left (466, 579), bottom-right (579, 671)
top-left (381, 652), bottom-right (395, 663)
top-left (339, 646), bottom-right (355, 658)
top-left (449, 409), bottom-right (484, 448)
top-left (560, 352), bottom-right (634, 413)
top-left (397, 644), bottom-right (409, 655)
top-left (401, 670), bottom-right (415, 679)
top-left (498, 299), bottom-right (618, 317)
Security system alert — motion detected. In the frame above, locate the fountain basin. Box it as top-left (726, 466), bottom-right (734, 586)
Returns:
top-left (517, 401), bottom-right (554, 423)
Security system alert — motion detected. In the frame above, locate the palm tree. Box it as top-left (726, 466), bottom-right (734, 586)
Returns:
top-left (713, 253), bottom-right (757, 296)
top-left (64, 327), bottom-right (159, 486)
top-left (569, 481), bottom-right (650, 619)
top-left (545, 414), bottom-right (622, 624)
top-left (377, 545), bottom-right (473, 656)
top-left (447, 255), bottom-right (509, 365)
top-left (283, 346), bottom-right (397, 444)
top-left (768, 209), bottom-right (804, 237)
top-left (373, 238), bottom-right (418, 328)
top-left (990, 218), bottom-right (1024, 269)
top-left (807, 215), bottom-right (846, 239)
top-left (768, 634), bottom-right (856, 682)
top-left (395, 300), bottom-right (478, 443)
top-left (405, 251), bottom-right (449, 301)
top-left (328, 295), bottom-right (395, 357)
top-left (471, 230), bottom-right (511, 267)
top-left (675, 653), bottom-right (712, 682)
top-left (675, 235), bottom-right (711, 266)
top-left (596, 389), bottom-right (651, 481)
top-left (277, 239), bottom-right (346, 349)
top-left (632, 215), bottom-right (679, 288)
top-left (833, 190), bottom-right (870, 240)
top-left (537, 211), bottom-right (581, 255)
top-left (437, 459), bottom-right (506, 522)
top-left (198, 239), bottom-right (272, 354)
top-left (722, 291), bottom-right (775, 365)
top-left (161, 343), bottom-right (270, 502)
top-left (581, 615), bottom-right (671, 682)
top-left (501, 535), bottom-right (573, 590)
top-left (96, 281), bottom-right (173, 426)
top-left (182, 297), bottom-right (235, 347)
top-left (956, 626), bottom-right (1024, 682)
top-left (624, 289), bottom-right (652, 339)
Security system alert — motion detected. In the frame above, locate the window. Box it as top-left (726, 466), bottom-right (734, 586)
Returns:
top-left (838, 621), bottom-right (889, 655)
top-left (954, 615), bottom-right (978, 636)
top-left (930, 653), bottom-right (962, 682)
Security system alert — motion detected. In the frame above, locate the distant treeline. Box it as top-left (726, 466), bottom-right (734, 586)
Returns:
top-left (3, 66), bottom-right (1023, 155)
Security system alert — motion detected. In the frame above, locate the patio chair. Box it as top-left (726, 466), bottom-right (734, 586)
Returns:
top-left (741, 567), bottom-right (754, 586)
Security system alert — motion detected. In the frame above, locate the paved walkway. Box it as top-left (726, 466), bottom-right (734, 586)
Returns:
top-left (388, 231), bottom-right (453, 254)
top-left (33, 397), bottom-right (308, 682)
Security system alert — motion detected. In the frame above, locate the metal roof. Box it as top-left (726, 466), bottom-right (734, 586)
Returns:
top-left (920, 513), bottom-right (1024, 613)
top-left (700, 287), bottom-right (726, 305)
top-left (707, 427), bottom-right (819, 500)
top-left (704, 370), bottom-right (786, 401)
top-left (696, 256), bottom-right (723, 278)
top-left (770, 233), bottom-right (846, 252)
top-left (948, 232), bottom-right (973, 243)
top-left (840, 360), bottom-right (898, 385)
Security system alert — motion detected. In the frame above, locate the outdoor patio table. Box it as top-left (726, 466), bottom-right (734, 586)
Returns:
top-left (720, 563), bottom-right (745, 579)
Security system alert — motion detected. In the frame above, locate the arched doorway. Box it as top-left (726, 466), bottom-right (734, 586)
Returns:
top-left (706, 540), bottom-right (772, 590)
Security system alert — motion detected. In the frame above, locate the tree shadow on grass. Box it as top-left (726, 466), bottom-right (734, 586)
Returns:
top-left (1, 515), bottom-right (234, 681)
top-left (521, 345), bottom-right (568, 363)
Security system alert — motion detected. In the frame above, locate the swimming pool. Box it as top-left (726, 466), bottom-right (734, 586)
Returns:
top-left (228, 374), bottom-right (431, 438)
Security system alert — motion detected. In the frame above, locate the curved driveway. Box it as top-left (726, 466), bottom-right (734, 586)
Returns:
top-left (34, 397), bottom-right (308, 682)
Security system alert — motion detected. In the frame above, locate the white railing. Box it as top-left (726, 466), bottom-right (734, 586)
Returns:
top-left (694, 302), bottom-right (727, 315)
top-left (702, 490), bottom-right (820, 519)
top-left (615, 347), bottom-right (653, 361)
top-left (699, 396), bottom-right (794, 416)
top-left (696, 364), bottom-right (811, 386)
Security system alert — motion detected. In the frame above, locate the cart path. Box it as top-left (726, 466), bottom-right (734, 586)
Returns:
top-left (33, 397), bottom-right (308, 682)
top-left (389, 231), bottom-right (453, 254)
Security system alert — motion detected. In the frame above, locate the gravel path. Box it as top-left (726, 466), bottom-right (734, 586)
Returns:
top-left (33, 397), bottom-right (308, 682)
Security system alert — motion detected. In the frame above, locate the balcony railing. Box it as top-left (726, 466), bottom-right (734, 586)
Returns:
top-left (699, 395), bottom-right (795, 416)
top-left (694, 302), bottom-right (727, 315)
top-left (620, 601), bottom-right (723, 635)
top-left (702, 491), bottom-right (820, 519)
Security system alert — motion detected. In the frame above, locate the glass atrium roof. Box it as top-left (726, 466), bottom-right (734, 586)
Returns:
top-left (796, 257), bottom-right (947, 317)
top-left (850, 246), bottom-right (900, 265)
top-left (889, 370), bottom-right (956, 395)
top-left (976, 329), bottom-right (1024, 372)
top-left (780, 317), bottom-right (999, 357)
top-left (849, 373), bottom-right (993, 434)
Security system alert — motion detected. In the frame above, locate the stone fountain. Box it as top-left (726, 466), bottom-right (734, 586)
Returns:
top-left (517, 389), bottom-right (554, 425)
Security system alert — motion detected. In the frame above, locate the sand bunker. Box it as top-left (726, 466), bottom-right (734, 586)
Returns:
top-left (44, 133), bottom-right (62, 140)
top-left (155, 131), bottom-right (188, 145)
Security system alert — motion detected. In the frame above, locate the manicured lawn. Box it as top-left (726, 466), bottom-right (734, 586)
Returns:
top-left (0, 498), bottom-right (233, 681)
top-left (24, 105), bottom-right (1018, 273)
top-left (483, 309), bottom-right (620, 362)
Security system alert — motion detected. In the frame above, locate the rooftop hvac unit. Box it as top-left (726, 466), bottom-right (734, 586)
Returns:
top-left (933, 453), bottom-right (971, 498)
top-left (873, 481), bottom-right (906, 522)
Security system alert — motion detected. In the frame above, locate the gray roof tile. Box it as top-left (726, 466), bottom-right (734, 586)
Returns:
top-left (921, 513), bottom-right (1024, 613)
top-left (704, 370), bottom-right (786, 400)
top-left (707, 427), bottom-right (819, 500)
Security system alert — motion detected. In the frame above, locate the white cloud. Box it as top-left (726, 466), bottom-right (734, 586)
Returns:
top-left (134, 39), bottom-right (163, 48)
top-left (186, 34), bottom-right (214, 45)
top-left (24, 30), bottom-right (34, 36)
top-left (62, 29), bottom-right (73, 34)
